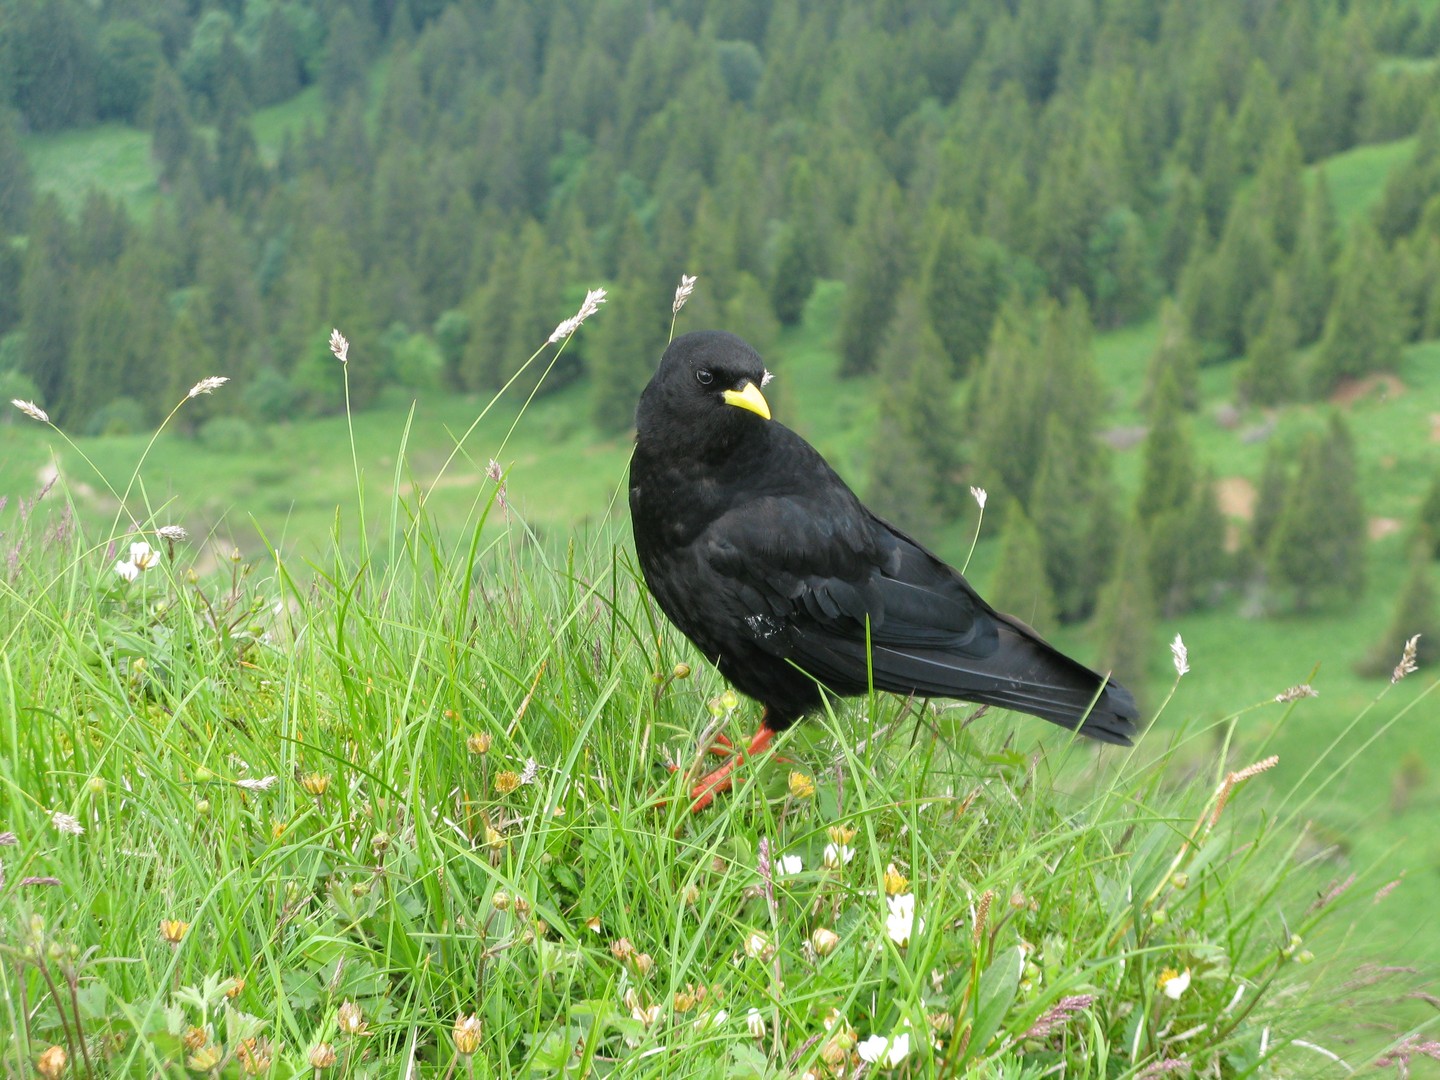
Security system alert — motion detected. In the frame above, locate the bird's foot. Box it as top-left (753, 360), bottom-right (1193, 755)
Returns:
top-left (678, 726), bottom-right (778, 813)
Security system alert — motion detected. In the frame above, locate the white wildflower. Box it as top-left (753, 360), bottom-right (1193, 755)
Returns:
top-left (746, 1008), bottom-right (766, 1039)
top-left (1159, 967), bottom-right (1191, 1000)
top-left (11, 399), bottom-right (49, 423)
top-left (857, 1031), bottom-right (910, 1067)
top-left (885, 892), bottom-right (924, 947)
top-left (743, 930), bottom-right (773, 961)
top-left (114, 560), bottom-right (140, 583)
top-left (822, 842), bottom-right (855, 869)
top-left (672, 274), bottom-right (697, 315)
top-left (329, 329), bottom-right (349, 364)
top-left (777, 854), bottom-right (802, 876)
top-left (549, 288), bottom-right (607, 343)
top-left (1171, 633), bottom-right (1189, 677)
top-left (129, 541), bottom-right (161, 571)
top-left (187, 376), bottom-right (230, 398)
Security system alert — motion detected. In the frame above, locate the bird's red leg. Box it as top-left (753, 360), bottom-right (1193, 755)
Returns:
top-left (687, 724), bottom-right (776, 813)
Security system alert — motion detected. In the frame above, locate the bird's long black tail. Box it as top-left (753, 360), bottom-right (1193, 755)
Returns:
top-left (869, 617), bottom-right (1140, 745)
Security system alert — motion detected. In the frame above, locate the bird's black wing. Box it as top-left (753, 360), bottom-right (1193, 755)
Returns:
top-left (701, 473), bottom-right (1137, 743)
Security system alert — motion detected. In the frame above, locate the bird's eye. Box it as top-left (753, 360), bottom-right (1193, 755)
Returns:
top-left (696, 370), bottom-right (714, 386)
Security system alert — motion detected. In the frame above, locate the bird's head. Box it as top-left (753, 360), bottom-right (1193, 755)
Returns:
top-left (636, 331), bottom-right (774, 446)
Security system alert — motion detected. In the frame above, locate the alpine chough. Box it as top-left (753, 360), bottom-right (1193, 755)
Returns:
top-left (630, 330), bottom-right (1139, 810)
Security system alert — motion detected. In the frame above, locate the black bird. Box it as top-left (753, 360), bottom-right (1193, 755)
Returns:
top-left (629, 330), bottom-right (1138, 810)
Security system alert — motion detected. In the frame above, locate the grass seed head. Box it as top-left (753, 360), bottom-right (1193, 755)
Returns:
top-left (12, 398), bottom-right (50, 423)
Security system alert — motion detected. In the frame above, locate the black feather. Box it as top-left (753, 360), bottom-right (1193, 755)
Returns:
top-left (629, 330), bottom-right (1140, 744)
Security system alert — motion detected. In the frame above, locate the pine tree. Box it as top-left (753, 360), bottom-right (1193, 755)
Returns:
top-left (837, 182), bottom-right (909, 376)
top-left (1288, 172), bottom-right (1338, 346)
top-left (1414, 470), bottom-right (1440, 559)
top-left (988, 505), bottom-right (1058, 634)
top-left (150, 64), bottom-right (198, 188)
top-left (920, 208), bottom-right (1008, 377)
top-left (865, 288), bottom-right (962, 535)
top-left (1312, 220), bottom-right (1403, 393)
top-left (1031, 413), bottom-right (1117, 623)
top-left (1246, 440), bottom-right (1290, 573)
top-left (1266, 415), bottom-right (1367, 610)
top-left (1158, 168), bottom-right (1205, 291)
top-left (0, 108), bottom-right (34, 232)
top-left (589, 272), bottom-right (670, 436)
top-left (769, 159), bottom-right (821, 326)
top-left (17, 196), bottom-right (73, 413)
top-left (1355, 552), bottom-right (1440, 678)
top-left (1141, 299), bottom-right (1200, 412)
top-left (1238, 272), bottom-right (1299, 406)
top-left (253, 6), bottom-right (303, 107)
top-left (321, 8), bottom-right (371, 112)
top-left (1135, 369), bottom-right (1194, 526)
top-left (1093, 522), bottom-right (1156, 703)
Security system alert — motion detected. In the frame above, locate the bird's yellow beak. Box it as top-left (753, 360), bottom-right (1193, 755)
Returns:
top-left (721, 381), bottom-right (771, 421)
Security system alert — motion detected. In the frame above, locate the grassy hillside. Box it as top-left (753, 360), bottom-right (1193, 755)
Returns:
top-left (1, 414), bottom-right (1432, 1074)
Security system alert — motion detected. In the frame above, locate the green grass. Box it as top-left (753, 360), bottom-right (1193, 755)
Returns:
top-left (1, 376), bottom-right (1434, 1074)
top-left (21, 122), bottom-right (159, 218)
top-left (1318, 136), bottom-right (1416, 226)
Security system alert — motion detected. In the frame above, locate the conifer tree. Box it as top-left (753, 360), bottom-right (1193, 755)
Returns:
top-left (18, 196), bottom-right (73, 412)
top-left (1312, 220), bottom-right (1403, 393)
top-left (0, 108), bottom-right (33, 232)
top-left (1135, 369), bottom-right (1194, 526)
top-left (1246, 440), bottom-right (1290, 573)
top-left (1031, 413), bottom-right (1117, 623)
top-left (866, 287), bottom-right (962, 535)
top-left (150, 65), bottom-right (197, 188)
top-left (920, 208), bottom-right (1007, 376)
top-left (1355, 552), bottom-right (1439, 678)
top-left (1414, 470), bottom-right (1440, 559)
top-left (988, 505), bottom-right (1058, 635)
top-left (321, 8), bottom-right (371, 111)
top-left (1238, 272), bottom-right (1299, 406)
top-left (769, 160), bottom-right (821, 326)
top-left (1158, 169), bottom-right (1204, 291)
top-left (254, 6), bottom-right (303, 107)
top-left (1093, 522), bottom-right (1156, 704)
top-left (837, 182), bottom-right (909, 377)
top-left (589, 274), bottom-right (670, 436)
top-left (1266, 415), bottom-right (1367, 610)
top-left (1141, 299), bottom-right (1200, 412)
top-left (1288, 172), bottom-right (1338, 346)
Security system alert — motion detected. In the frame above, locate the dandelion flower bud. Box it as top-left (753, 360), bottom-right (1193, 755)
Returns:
top-left (810, 927), bottom-right (840, 956)
top-left (309, 1042), bottom-right (337, 1069)
top-left (36, 1046), bottom-right (67, 1078)
top-left (882, 863), bottom-right (909, 896)
top-left (452, 1014), bottom-right (483, 1055)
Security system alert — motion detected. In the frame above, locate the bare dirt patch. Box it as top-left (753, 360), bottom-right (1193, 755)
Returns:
top-left (1216, 476), bottom-right (1256, 521)
top-left (1330, 373), bottom-right (1404, 407)
top-left (1369, 517), bottom-right (1403, 541)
